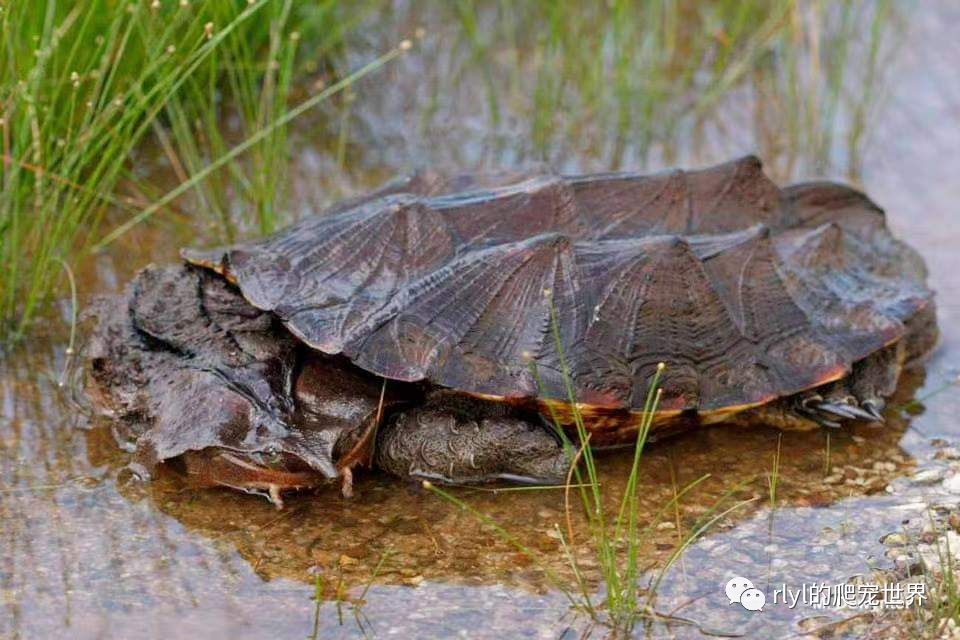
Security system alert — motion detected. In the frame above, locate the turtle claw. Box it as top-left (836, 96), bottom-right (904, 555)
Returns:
top-left (813, 402), bottom-right (856, 420)
top-left (860, 400), bottom-right (886, 423)
top-left (816, 402), bottom-right (879, 422)
top-left (800, 393), bottom-right (885, 426)
top-left (796, 395), bottom-right (836, 428)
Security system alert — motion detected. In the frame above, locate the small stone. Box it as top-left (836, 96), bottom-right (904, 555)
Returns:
top-left (936, 447), bottom-right (960, 461)
top-left (338, 554), bottom-right (359, 566)
top-left (294, 532), bottom-right (316, 546)
top-left (943, 474), bottom-right (960, 494)
top-left (913, 467), bottom-right (945, 485)
top-left (894, 554), bottom-right (917, 572)
top-left (656, 521), bottom-right (676, 530)
top-left (918, 531), bottom-right (960, 574)
top-left (948, 512), bottom-right (960, 531)
top-left (882, 532), bottom-right (907, 546)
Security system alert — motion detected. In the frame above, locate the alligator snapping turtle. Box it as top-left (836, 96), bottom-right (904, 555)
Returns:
top-left (88, 156), bottom-right (937, 505)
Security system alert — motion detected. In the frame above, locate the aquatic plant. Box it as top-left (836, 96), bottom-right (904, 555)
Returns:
top-left (1, 1), bottom-right (272, 340)
top-left (769, 432), bottom-right (782, 512)
top-left (309, 547), bottom-right (392, 638)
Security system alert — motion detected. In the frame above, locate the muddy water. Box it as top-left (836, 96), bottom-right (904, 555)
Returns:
top-left (4, 4), bottom-right (960, 639)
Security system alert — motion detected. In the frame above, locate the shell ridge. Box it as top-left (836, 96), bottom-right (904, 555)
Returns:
top-left (578, 172), bottom-right (671, 238)
top-left (278, 196), bottom-right (456, 351)
top-left (425, 237), bottom-right (565, 382)
top-left (348, 233), bottom-right (574, 383)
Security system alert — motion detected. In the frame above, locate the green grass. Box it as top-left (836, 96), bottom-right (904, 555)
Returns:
top-left (0, 0), bottom-right (379, 343)
top-left (899, 513), bottom-right (960, 639)
top-left (1, 0), bottom-right (265, 339)
top-left (769, 432), bottom-right (782, 511)
top-left (823, 431), bottom-right (832, 476)
top-left (922, 545), bottom-right (960, 639)
top-left (308, 546), bottom-right (393, 639)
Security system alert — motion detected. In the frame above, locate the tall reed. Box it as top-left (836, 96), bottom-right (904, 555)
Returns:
top-left (0, 0), bottom-right (373, 343)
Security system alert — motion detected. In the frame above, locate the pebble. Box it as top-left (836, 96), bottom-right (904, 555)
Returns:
top-left (936, 447), bottom-right (960, 461)
top-left (882, 532), bottom-right (907, 546)
top-left (294, 532), bottom-right (316, 546)
top-left (912, 467), bottom-right (945, 485)
top-left (893, 554), bottom-right (916, 572)
top-left (889, 501), bottom-right (928, 512)
top-left (943, 474), bottom-right (960, 494)
top-left (918, 530), bottom-right (960, 573)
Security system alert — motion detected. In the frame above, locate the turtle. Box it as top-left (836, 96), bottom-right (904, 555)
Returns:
top-left (87, 156), bottom-right (937, 506)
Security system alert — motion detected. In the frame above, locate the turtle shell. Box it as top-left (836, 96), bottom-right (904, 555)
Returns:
top-left (183, 156), bottom-right (933, 430)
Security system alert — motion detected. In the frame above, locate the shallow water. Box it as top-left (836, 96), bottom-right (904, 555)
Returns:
top-left (4, 3), bottom-right (960, 639)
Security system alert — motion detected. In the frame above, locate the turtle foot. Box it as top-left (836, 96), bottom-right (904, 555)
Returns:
top-left (800, 393), bottom-right (884, 426)
top-left (791, 343), bottom-right (906, 428)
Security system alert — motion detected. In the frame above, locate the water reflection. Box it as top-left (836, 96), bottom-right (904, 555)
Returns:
top-left (308, 1), bottom-right (896, 186)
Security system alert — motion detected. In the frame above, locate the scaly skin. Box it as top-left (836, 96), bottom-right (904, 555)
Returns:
top-left (376, 392), bottom-right (569, 485)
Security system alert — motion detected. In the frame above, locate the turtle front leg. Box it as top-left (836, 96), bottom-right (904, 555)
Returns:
top-left (375, 394), bottom-right (570, 485)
